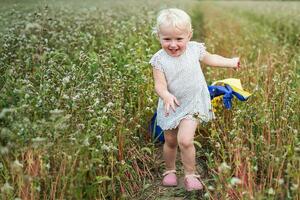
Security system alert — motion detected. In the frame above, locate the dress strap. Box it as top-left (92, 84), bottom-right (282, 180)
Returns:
top-left (184, 174), bottom-right (201, 179)
top-left (162, 169), bottom-right (176, 176)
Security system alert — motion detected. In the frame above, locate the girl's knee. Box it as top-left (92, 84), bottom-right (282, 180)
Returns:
top-left (164, 136), bottom-right (178, 148)
top-left (178, 139), bottom-right (193, 149)
top-left (165, 140), bottom-right (178, 149)
top-left (177, 118), bottom-right (197, 149)
top-left (164, 130), bottom-right (178, 148)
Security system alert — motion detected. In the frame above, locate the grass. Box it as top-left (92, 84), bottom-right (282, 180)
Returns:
top-left (0, 0), bottom-right (299, 199)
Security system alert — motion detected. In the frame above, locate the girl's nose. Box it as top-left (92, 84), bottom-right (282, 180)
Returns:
top-left (170, 40), bottom-right (177, 48)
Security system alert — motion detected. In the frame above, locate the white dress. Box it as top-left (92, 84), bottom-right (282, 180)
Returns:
top-left (149, 41), bottom-right (214, 130)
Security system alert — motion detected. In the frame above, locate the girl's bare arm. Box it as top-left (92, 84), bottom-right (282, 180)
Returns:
top-left (152, 68), bottom-right (180, 116)
top-left (202, 51), bottom-right (240, 69)
top-left (152, 68), bottom-right (170, 100)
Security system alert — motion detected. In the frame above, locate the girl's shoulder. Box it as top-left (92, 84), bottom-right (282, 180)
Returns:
top-left (149, 48), bottom-right (166, 64)
top-left (188, 41), bottom-right (206, 49)
top-left (188, 41), bottom-right (206, 61)
top-left (150, 49), bottom-right (164, 59)
top-left (149, 49), bottom-right (165, 72)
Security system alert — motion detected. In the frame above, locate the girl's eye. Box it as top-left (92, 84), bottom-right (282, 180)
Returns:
top-left (177, 38), bottom-right (183, 41)
top-left (164, 38), bottom-right (171, 41)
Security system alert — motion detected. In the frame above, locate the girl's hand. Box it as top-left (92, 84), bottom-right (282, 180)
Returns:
top-left (163, 93), bottom-right (180, 117)
top-left (232, 57), bottom-right (241, 71)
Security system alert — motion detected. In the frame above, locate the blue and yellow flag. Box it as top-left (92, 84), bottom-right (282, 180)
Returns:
top-left (212, 78), bottom-right (251, 101)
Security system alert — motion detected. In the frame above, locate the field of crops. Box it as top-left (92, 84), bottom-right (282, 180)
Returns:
top-left (0, 0), bottom-right (299, 199)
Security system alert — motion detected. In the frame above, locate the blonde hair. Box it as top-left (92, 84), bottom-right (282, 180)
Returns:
top-left (153, 8), bottom-right (192, 35)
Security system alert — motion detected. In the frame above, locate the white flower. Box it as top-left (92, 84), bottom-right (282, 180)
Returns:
top-left (278, 178), bottom-right (284, 185)
top-left (230, 177), bottom-right (242, 186)
top-left (1, 182), bottom-right (14, 193)
top-left (101, 144), bottom-right (110, 151)
top-left (218, 162), bottom-right (231, 173)
top-left (106, 102), bottom-right (114, 107)
top-left (204, 193), bottom-right (210, 198)
top-left (267, 188), bottom-right (275, 195)
top-left (62, 76), bottom-right (70, 84)
top-left (0, 108), bottom-right (15, 119)
top-left (291, 183), bottom-right (299, 191)
top-left (96, 135), bottom-right (102, 141)
top-left (83, 138), bottom-right (90, 146)
top-left (46, 163), bottom-right (50, 170)
top-left (93, 98), bottom-right (100, 106)
top-left (25, 23), bottom-right (42, 32)
top-left (50, 109), bottom-right (64, 115)
top-left (62, 94), bottom-right (69, 99)
top-left (0, 146), bottom-right (9, 155)
top-left (12, 160), bottom-right (23, 171)
top-left (32, 137), bottom-right (46, 143)
top-left (208, 185), bottom-right (215, 191)
top-left (215, 142), bottom-right (221, 148)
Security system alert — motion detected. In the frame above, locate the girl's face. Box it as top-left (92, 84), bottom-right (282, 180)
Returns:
top-left (158, 25), bottom-right (192, 57)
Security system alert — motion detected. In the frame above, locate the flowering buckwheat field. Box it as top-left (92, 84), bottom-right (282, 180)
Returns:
top-left (0, 0), bottom-right (299, 199)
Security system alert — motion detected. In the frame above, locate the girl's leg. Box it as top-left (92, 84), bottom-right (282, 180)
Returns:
top-left (177, 118), bottom-right (198, 175)
top-left (163, 128), bottom-right (178, 171)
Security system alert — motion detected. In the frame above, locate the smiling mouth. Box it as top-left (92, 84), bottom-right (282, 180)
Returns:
top-left (169, 49), bottom-right (178, 54)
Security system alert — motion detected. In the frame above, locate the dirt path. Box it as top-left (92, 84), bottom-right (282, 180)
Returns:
top-left (137, 144), bottom-right (207, 200)
top-left (143, 178), bottom-right (205, 200)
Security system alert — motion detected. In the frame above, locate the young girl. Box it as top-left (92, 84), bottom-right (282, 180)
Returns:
top-left (149, 8), bottom-right (240, 191)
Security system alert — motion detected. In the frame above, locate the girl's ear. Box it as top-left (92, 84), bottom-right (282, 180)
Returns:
top-left (157, 32), bottom-right (162, 41)
top-left (189, 31), bottom-right (193, 40)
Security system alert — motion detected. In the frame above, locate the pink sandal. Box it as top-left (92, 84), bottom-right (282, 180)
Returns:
top-left (184, 174), bottom-right (203, 191)
top-left (162, 170), bottom-right (178, 187)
